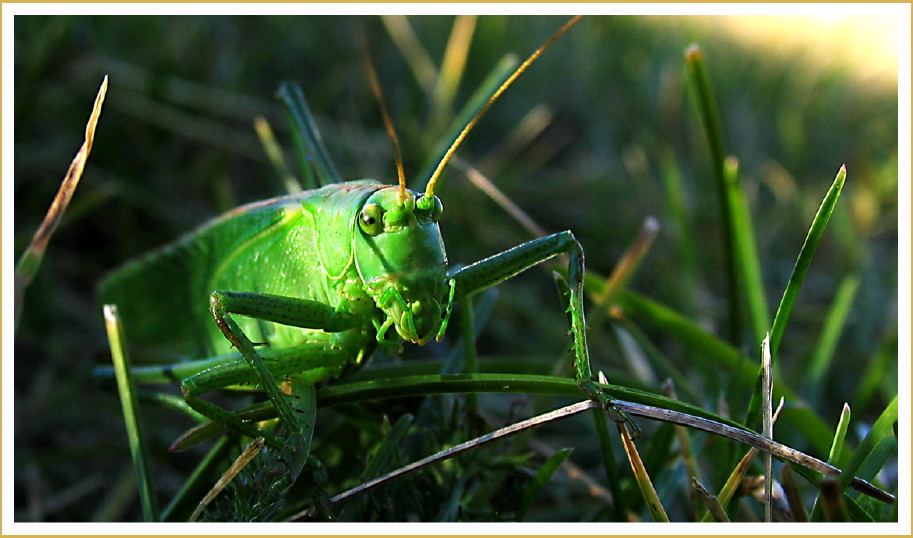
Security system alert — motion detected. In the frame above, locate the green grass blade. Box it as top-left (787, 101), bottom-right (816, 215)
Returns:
top-left (277, 81), bottom-right (342, 187)
top-left (360, 414), bottom-right (414, 482)
top-left (684, 44), bottom-right (740, 345)
top-left (806, 274), bottom-right (861, 391)
top-left (854, 332), bottom-right (897, 409)
top-left (592, 411), bottom-right (627, 520)
top-left (335, 414), bottom-right (414, 521)
top-left (769, 164), bottom-right (847, 358)
top-left (724, 157), bottom-right (770, 345)
top-left (745, 165), bottom-right (847, 424)
top-left (828, 403), bottom-right (852, 465)
top-left (613, 290), bottom-right (757, 390)
top-left (415, 53), bottom-right (519, 187)
top-left (103, 304), bottom-right (157, 522)
top-left (515, 447), bottom-right (573, 521)
top-left (658, 148), bottom-right (700, 310)
top-left (838, 395), bottom-right (897, 494)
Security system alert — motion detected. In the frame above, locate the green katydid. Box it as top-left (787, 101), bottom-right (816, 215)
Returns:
top-left (99, 15), bottom-right (622, 485)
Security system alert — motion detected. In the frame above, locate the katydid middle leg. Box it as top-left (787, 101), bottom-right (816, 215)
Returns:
top-left (451, 230), bottom-right (627, 422)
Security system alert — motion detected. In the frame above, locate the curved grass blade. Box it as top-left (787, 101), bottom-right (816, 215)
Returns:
top-left (769, 164), bottom-right (847, 357)
top-left (103, 304), bottom-right (157, 522)
top-left (277, 81), bottom-right (342, 188)
top-left (746, 165), bottom-right (847, 423)
top-left (16, 76), bottom-right (107, 330)
top-left (515, 447), bottom-right (573, 521)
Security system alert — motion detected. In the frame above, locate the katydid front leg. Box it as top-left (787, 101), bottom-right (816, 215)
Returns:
top-left (451, 230), bottom-right (626, 422)
top-left (181, 291), bottom-right (358, 478)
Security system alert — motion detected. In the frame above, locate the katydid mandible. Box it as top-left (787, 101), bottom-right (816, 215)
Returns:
top-left (99, 15), bottom-right (622, 478)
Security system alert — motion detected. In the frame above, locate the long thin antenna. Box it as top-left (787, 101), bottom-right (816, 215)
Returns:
top-left (424, 15), bottom-right (582, 198)
top-left (357, 22), bottom-right (408, 204)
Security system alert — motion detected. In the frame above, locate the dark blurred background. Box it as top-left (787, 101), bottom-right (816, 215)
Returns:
top-left (13, 14), bottom-right (899, 521)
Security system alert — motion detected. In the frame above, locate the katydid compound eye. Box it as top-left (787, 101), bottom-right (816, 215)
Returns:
top-left (358, 203), bottom-right (385, 236)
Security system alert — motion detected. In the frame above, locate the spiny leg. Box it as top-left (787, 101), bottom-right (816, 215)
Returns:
top-left (183, 291), bottom-right (357, 456)
top-left (451, 230), bottom-right (629, 423)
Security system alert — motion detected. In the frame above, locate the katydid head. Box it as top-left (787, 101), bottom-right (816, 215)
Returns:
top-left (353, 185), bottom-right (448, 345)
top-left (352, 15), bottom-right (582, 344)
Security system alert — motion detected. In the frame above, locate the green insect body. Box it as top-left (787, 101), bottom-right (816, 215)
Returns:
top-left (99, 15), bottom-right (614, 482)
top-left (100, 180), bottom-right (448, 380)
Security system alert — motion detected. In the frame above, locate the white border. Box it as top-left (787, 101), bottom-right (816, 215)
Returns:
top-left (4, 3), bottom-right (909, 535)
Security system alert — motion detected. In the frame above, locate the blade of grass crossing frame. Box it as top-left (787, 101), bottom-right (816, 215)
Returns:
top-left (277, 82), bottom-right (342, 188)
top-left (104, 304), bottom-right (157, 522)
top-left (16, 76), bottom-right (107, 330)
top-left (515, 448), bottom-right (573, 521)
top-left (746, 165), bottom-right (847, 424)
top-left (189, 436), bottom-right (265, 521)
top-left (684, 45), bottom-right (740, 346)
top-left (699, 399), bottom-right (783, 522)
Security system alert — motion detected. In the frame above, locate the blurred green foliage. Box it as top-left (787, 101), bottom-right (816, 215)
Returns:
top-left (14, 15), bottom-right (897, 522)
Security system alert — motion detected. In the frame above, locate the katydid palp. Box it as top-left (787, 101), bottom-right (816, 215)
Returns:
top-left (98, 15), bottom-right (624, 485)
